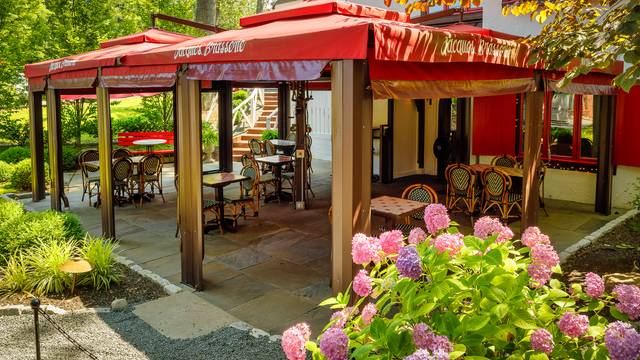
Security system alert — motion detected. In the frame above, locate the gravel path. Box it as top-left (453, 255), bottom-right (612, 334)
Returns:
top-left (0, 311), bottom-right (286, 360)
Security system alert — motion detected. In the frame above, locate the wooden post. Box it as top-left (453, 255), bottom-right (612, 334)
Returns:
top-left (96, 86), bottom-right (115, 238)
top-left (293, 81), bottom-right (309, 210)
top-left (176, 75), bottom-right (204, 290)
top-left (595, 95), bottom-right (615, 215)
top-left (521, 89), bottom-right (545, 230)
top-left (277, 82), bottom-right (290, 139)
top-left (29, 91), bottom-right (46, 201)
top-left (330, 60), bottom-right (373, 293)
top-left (217, 81), bottom-right (233, 172)
top-left (46, 88), bottom-right (64, 211)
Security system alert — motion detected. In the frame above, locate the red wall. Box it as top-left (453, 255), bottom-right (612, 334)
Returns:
top-left (615, 86), bottom-right (640, 167)
top-left (472, 94), bottom-right (517, 156)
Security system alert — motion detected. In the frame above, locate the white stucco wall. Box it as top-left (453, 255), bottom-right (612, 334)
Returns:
top-left (393, 100), bottom-right (419, 178)
top-left (308, 91), bottom-right (332, 161)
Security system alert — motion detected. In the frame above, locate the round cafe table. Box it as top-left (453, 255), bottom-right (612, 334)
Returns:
top-left (132, 138), bottom-right (167, 153)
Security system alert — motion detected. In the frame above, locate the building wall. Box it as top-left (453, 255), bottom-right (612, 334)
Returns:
top-left (308, 91), bottom-right (332, 161)
top-left (393, 100), bottom-right (419, 178)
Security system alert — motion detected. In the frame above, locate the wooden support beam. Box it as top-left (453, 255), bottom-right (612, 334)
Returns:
top-left (29, 91), bottom-right (46, 201)
top-left (330, 60), bottom-right (373, 294)
top-left (176, 75), bottom-right (204, 290)
top-left (293, 81), bottom-right (309, 210)
top-left (277, 82), bottom-right (290, 139)
top-left (46, 88), bottom-right (64, 211)
top-left (595, 95), bottom-right (615, 215)
top-left (217, 81), bottom-right (233, 172)
top-left (96, 87), bottom-right (115, 238)
top-left (521, 90), bottom-right (545, 230)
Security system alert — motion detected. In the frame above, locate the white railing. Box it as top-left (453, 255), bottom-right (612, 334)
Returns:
top-left (265, 108), bottom-right (278, 130)
top-left (233, 88), bottom-right (264, 130)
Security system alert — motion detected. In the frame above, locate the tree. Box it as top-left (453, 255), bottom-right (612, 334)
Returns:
top-left (386, 0), bottom-right (638, 92)
top-left (61, 99), bottom-right (97, 147)
top-left (138, 93), bottom-right (174, 132)
top-left (196, 0), bottom-right (218, 26)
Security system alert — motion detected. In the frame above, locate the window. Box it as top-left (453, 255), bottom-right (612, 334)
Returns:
top-left (516, 92), bottom-right (598, 164)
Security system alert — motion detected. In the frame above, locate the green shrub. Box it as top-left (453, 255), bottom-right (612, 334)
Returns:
top-left (61, 146), bottom-right (81, 171)
top-left (60, 212), bottom-right (84, 240)
top-left (232, 89), bottom-right (249, 108)
top-left (79, 237), bottom-right (121, 290)
top-left (0, 117), bottom-right (29, 146)
top-left (202, 121), bottom-right (219, 147)
top-left (26, 239), bottom-right (75, 295)
top-left (0, 147), bottom-right (30, 164)
top-left (0, 210), bottom-right (67, 260)
top-left (0, 198), bottom-right (24, 224)
top-left (261, 129), bottom-right (279, 141)
top-left (0, 254), bottom-right (30, 294)
top-left (8, 158), bottom-right (50, 191)
top-left (112, 115), bottom-right (163, 134)
top-left (0, 161), bottom-right (13, 182)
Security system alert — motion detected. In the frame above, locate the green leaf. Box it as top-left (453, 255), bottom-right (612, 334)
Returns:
top-left (484, 248), bottom-right (503, 265)
top-left (548, 288), bottom-right (569, 299)
top-left (529, 354), bottom-right (549, 360)
top-left (447, 278), bottom-right (469, 291)
top-left (463, 315), bottom-right (491, 332)
top-left (549, 279), bottom-right (561, 289)
top-left (318, 297), bottom-right (339, 307)
top-left (492, 303), bottom-right (509, 320)
top-left (610, 306), bottom-right (630, 321)
top-left (370, 318), bottom-right (387, 342)
top-left (351, 344), bottom-right (374, 359)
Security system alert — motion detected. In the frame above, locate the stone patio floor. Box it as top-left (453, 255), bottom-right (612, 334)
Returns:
top-left (21, 159), bottom-right (626, 336)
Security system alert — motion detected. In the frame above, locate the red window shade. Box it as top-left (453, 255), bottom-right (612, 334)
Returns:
top-left (472, 94), bottom-right (517, 156)
top-left (615, 86), bottom-right (640, 167)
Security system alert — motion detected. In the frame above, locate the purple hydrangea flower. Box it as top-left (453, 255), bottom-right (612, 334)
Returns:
top-left (396, 246), bottom-right (422, 280)
top-left (530, 328), bottom-right (554, 354)
top-left (319, 328), bottom-right (349, 360)
top-left (604, 321), bottom-right (640, 360)
top-left (558, 312), bottom-right (589, 338)
top-left (585, 272), bottom-right (605, 299)
top-left (412, 323), bottom-right (453, 354)
top-left (613, 284), bottom-right (640, 320)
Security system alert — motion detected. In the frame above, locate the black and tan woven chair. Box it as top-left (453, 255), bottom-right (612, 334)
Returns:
top-left (264, 140), bottom-right (277, 156)
top-left (445, 163), bottom-right (480, 221)
top-left (240, 153), bottom-right (255, 167)
top-left (481, 167), bottom-right (522, 221)
top-left (112, 157), bottom-right (133, 206)
top-left (131, 153), bottom-right (164, 207)
top-left (78, 149), bottom-right (100, 206)
top-left (224, 164), bottom-right (260, 228)
top-left (491, 154), bottom-right (518, 168)
top-left (175, 175), bottom-right (225, 236)
top-left (248, 139), bottom-right (263, 157)
top-left (112, 148), bottom-right (131, 159)
top-left (391, 184), bottom-right (438, 235)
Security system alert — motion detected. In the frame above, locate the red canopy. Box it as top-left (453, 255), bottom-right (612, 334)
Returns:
top-left (24, 29), bottom-right (193, 79)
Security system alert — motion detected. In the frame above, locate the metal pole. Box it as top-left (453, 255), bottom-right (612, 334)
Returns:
top-left (31, 298), bottom-right (41, 360)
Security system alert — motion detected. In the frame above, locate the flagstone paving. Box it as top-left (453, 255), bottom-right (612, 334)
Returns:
top-left (20, 158), bottom-right (627, 338)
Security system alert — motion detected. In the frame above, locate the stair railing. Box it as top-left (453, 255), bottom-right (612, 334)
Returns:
top-left (265, 108), bottom-right (278, 130)
top-left (233, 88), bottom-right (264, 131)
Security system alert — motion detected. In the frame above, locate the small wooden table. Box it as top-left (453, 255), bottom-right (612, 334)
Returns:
top-left (84, 155), bottom-right (145, 172)
top-left (469, 164), bottom-right (523, 178)
top-left (202, 172), bottom-right (249, 233)
top-left (255, 155), bottom-right (294, 201)
top-left (132, 138), bottom-right (167, 153)
top-left (269, 139), bottom-right (296, 156)
top-left (371, 195), bottom-right (428, 228)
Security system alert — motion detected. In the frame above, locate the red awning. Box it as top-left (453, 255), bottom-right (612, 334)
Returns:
top-left (544, 71), bottom-right (617, 95)
top-left (100, 65), bottom-right (179, 88)
top-left (60, 92), bottom-right (160, 100)
top-left (48, 69), bottom-right (98, 90)
top-left (24, 29), bottom-right (193, 79)
top-left (185, 61), bottom-right (328, 81)
top-left (28, 77), bottom-right (46, 92)
top-left (441, 24), bottom-right (522, 41)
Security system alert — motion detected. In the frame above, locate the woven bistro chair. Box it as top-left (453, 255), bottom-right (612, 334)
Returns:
top-left (78, 149), bottom-right (100, 206)
top-left (248, 139), bottom-right (263, 157)
top-left (445, 163), bottom-right (480, 221)
top-left (131, 153), bottom-right (165, 207)
top-left (224, 164), bottom-right (260, 228)
top-left (240, 153), bottom-right (254, 167)
top-left (241, 153), bottom-right (276, 200)
top-left (491, 154), bottom-right (518, 168)
top-left (112, 148), bottom-right (131, 159)
top-left (174, 175), bottom-right (225, 237)
top-left (390, 184), bottom-right (438, 235)
top-left (264, 140), bottom-right (277, 156)
top-left (480, 167), bottom-right (522, 221)
top-left (112, 157), bottom-right (133, 206)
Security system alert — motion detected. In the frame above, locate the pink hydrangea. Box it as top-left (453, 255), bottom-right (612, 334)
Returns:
top-left (404, 349), bottom-right (443, 360)
top-left (282, 323), bottom-right (311, 360)
top-left (604, 321), bottom-right (640, 360)
top-left (613, 284), bottom-right (640, 320)
top-left (558, 312), bottom-right (589, 338)
top-left (585, 272), bottom-right (605, 299)
top-left (380, 230), bottom-right (404, 255)
top-left (473, 216), bottom-right (513, 244)
top-left (432, 233), bottom-right (464, 257)
top-left (408, 228), bottom-right (427, 245)
top-left (528, 263), bottom-right (553, 287)
top-left (521, 226), bottom-right (550, 248)
top-left (361, 303), bottom-right (377, 325)
top-left (319, 328), bottom-right (349, 360)
top-left (351, 233), bottom-right (381, 265)
top-left (530, 328), bottom-right (554, 354)
top-left (330, 307), bottom-right (357, 329)
top-left (353, 269), bottom-right (372, 297)
top-left (530, 244), bottom-right (560, 268)
top-left (423, 204), bottom-right (450, 234)
top-left (412, 323), bottom-right (453, 354)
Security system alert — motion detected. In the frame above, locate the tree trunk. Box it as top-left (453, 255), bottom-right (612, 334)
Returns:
top-left (256, 0), bottom-right (264, 13)
top-left (195, 0), bottom-right (217, 26)
top-left (75, 99), bottom-right (82, 147)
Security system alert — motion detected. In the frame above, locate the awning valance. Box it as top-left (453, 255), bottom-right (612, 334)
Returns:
top-left (28, 76), bottom-right (46, 92)
top-left (544, 72), bottom-right (617, 95)
top-left (48, 69), bottom-right (98, 90)
top-left (185, 61), bottom-right (328, 81)
top-left (100, 65), bottom-right (178, 88)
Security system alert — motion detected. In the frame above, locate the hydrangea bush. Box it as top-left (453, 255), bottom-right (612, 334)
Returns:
top-left (282, 205), bottom-right (640, 360)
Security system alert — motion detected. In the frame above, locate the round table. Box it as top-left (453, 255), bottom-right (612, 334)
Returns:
top-left (132, 139), bottom-right (167, 153)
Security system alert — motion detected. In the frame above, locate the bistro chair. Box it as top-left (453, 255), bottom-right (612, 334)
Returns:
top-left (240, 153), bottom-right (255, 167)
top-left (393, 184), bottom-right (438, 235)
top-left (112, 157), bottom-right (133, 206)
top-left (225, 164), bottom-right (260, 227)
top-left (282, 148), bottom-right (314, 202)
top-left (174, 175), bottom-right (225, 237)
top-left (480, 167), bottom-right (522, 221)
top-left (241, 153), bottom-right (276, 199)
top-left (131, 153), bottom-right (164, 207)
top-left (78, 149), bottom-right (100, 206)
top-left (264, 140), bottom-right (277, 156)
top-left (538, 162), bottom-right (549, 216)
top-left (248, 139), bottom-right (263, 157)
top-left (491, 154), bottom-right (518, 168)
top-left (112, 148), bottom-right (131, 159)
top-left (287, 132), bottom-right (297, 142)
top-left (445, 163), bottom-right (480, 221)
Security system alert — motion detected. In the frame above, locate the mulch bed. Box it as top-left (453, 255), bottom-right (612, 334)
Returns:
top-left (562, 213), bottom-right (640, 288)
top-left (0, 263), bottom-right (166, 311)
